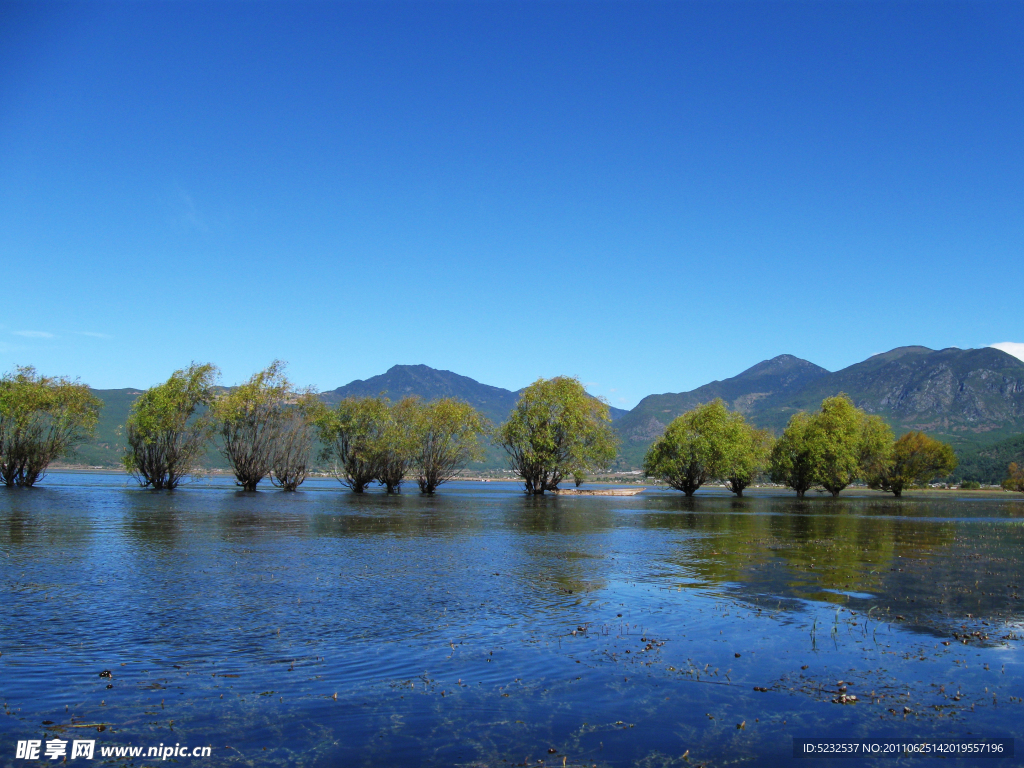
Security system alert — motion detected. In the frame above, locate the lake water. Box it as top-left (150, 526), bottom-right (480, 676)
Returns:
top-left (1, 475), bottom-right (1022, 767)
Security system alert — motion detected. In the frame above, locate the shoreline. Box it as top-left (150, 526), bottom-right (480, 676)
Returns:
top-left (41, 467), bottom-right (1021, 497)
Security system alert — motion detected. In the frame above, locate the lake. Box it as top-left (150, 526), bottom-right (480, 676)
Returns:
top-left (1, 475), bottom-right (1022, 766)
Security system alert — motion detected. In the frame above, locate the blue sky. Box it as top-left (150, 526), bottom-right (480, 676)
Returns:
top-left (1, 1), bottom-right (1022, 407)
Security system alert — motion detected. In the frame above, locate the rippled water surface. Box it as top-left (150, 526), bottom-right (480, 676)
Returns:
top-left (1, 475), bottom-right (1023, 767)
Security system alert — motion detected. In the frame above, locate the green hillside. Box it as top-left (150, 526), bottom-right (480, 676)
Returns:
top-left (757, 346), bottom-right (1024, 440)
top-left (69, 388), bottom-right (143, 467)
top-left (613, 346), bottom-right (1024, 472)
top-left (954, 434), bottom-right (1024, 484)
top-left (613, 354), bottom-right (828, 465)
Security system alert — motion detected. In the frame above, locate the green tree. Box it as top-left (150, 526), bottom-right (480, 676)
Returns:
top-left (271, 391), bottom-right (322, 492)
top-left (723, 425), bottom-right (774, 497)
top-left (643, 399), bottom-right (744, 496)
top-left (123, 363), bottom-right (219, 490)
top-left (859, 414), bottom-right (896, 482)
top-left (412, 398), bottom-right (489, 494)
top-left (0, 366), bottom-right (102, 487)
top-left (315, 396), bottom-right (389, 493)
top-left (497, 377), bottom-right (617, 495)
top-left (567, 409), bottom-right (617, 487)
top-left (867, 431), bottom-right (957, 497)
top-left (1003, 462), bottom-right (1024, 493)
top-left (769, 412), bottom-right (817, 498)
top-left (803, 395), bottom-right (864, 497)
top-left (805, 395), bottom-right (893, 498)
top-left (375, 397), bottom-right (420, 493)
top-left (213, 361), bottom-right (292, 491)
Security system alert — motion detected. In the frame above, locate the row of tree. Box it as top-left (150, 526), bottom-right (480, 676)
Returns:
top-left (643, 395), bottom-right (959, 497)
top-left (316, 393), bottom-right (488, 494)
top-left (0, 365), bottom-right (1016, 496)
top-left (122, 362), bottom-right (491, 493)
top-left (0, 363), bottom-right (618, 493)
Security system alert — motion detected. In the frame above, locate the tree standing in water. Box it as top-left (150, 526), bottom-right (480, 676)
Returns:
top-left (214, 361), bottom-right (295, 491)
top-left (315, 396), bottom-right (390, 493)
top-left (0, 366), bottom-right (101, 487)
top-left (375, 397), bottom-right (420, 493)
top-left (770, 412), bottom-right (817, 498)
top-left (805, 395), bottom-right (893, 498)
top-left (413, 398), bottom-right (488, 494)
top-left (643, 399), bottom-right (740, 496)
top-left (723, 424), bottom-right (774, 497)
top-left (868, 430), bottom-right (957, 496)
top-left (124, 363), bottom-right (218, 490)
top-left (498, 377), bottom-right (617, 495)
top-left (270, 391), bottom-right (322, 491)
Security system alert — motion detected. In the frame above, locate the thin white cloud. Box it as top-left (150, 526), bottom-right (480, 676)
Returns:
top-left (990, 342), bottom-right (1024, 363)
top-left (12, 330), bottom-right (54, 339)
top-left (75, 331), bottom-right (113, 339)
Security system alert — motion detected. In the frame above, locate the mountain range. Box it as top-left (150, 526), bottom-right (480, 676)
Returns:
top-left (73, 347), bottom-right (1024, 481)
top-left (322, 364), bottom-right (629, 426)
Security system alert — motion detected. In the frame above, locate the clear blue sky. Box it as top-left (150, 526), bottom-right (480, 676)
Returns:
top-left (2, 1), bottom-right (1022, 407)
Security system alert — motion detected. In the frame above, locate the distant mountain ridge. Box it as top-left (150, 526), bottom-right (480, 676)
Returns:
top-left (323, 364), bottom-right (516, 426)
top-left (614, 346), bottom-right (1024, 466)
top-left (761, 346), bottom-right (1024, 436)
top-left (324, 364), bottom-right (629, 425)
top-left (614, 354), bottom-right (828, 446)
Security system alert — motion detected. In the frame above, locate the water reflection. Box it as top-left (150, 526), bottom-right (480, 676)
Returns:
top-left (0, 480), bottom-right (1021, 767)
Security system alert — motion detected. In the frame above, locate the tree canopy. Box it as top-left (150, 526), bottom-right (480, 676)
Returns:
top-left (867, 430), bottom-right (957, 496)
top-left (771, 394), bottom-right (894, 497)
top-left (722, 423), bottom-right (774, 497)
top-left (413, 398), bottom-right (489, 494)
top-left (315, 396), bottom-right (390, 493)
top-left (497, 377), bottom-right (617, 494)
top-left (213, 361), bottom-right (293, 491)
top-left (769, 411), bottom-right (818, 497)
top-left (270, 391), bottom-right (322, 491)
top-left (0, 366), bottom-right (101, 487)
top-left (643, 399), bottom-right (760, 496)
top-left (123, 363), bottom-right (219, 490)
top-left (1002, 462), bottom-right (1024, 493)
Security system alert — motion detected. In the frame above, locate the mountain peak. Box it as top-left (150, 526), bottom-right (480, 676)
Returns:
top-left (324, 364), bottom-right (628, 423)
top-left (379, 363), bottom-right (448, 377)
top-left (737, 354), bottom-right (829, 380)
top-left (865, 346), bottom-right (935, 363)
